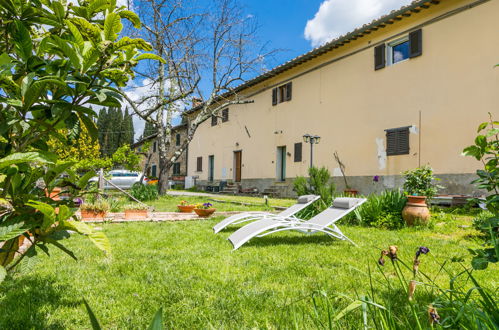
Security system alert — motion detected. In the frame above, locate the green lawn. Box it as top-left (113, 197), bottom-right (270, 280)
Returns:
top-left (1, 213), bottom-right (496, 329)
top-left (147, 194), bottom-right (295, 212)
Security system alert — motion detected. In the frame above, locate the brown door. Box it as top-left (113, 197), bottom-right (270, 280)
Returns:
top-left (234, 151), bottom-right (242, 182)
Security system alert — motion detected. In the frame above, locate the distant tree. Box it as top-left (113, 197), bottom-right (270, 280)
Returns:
top-left (142, 120), bottom-right (157, 139)
top-left (47, 121), bottom-right (110, 170)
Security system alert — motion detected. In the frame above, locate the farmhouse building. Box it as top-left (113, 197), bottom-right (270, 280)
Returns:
top-left (186, 0), bottom-right (499, 196)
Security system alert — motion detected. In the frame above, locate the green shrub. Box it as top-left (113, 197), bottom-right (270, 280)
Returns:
top-left (402, 165), bottom-right (441, 199)
top-left (293, 166), bottom-right (336, 205)
top-left (353, 190), bottom-right (407, 228)
top-left (130, 183), bottom-right (159, 201)
top-left (463, 115), bottom-right (499, 270)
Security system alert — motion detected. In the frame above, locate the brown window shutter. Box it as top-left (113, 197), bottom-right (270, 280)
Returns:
top-left (409, 29), bottom-right (422, 58)
top-left (374, 44), bottom-right (386, 70)
top-left (211, 115), bottom-right (217, 126)
top-left (222, 108), bottom-right (229, 122)
top-left (197, 157), bottom-right (202, 171)
top-left (176, 133), bottom-right (180, 146)
top-left (272, 88), bottom-right (277, 106)
top-left (386, 127), bottom-right (410, 156)
top-left (286, 82), bottom-right (292, 101)
top-left (294, 142), bottom-right (302, 162)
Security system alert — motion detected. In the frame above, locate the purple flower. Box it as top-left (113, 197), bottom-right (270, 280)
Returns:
top-left (203, 202), bottom-right (212, 208)
top-left (73, 198), bottom-right (83, 207)
top-left (373, 175), bottom-right (380, 182)
top-left (416, 246), bottom-right (430, 258)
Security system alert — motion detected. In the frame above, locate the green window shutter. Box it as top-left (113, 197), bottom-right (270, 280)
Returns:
top-left (272, 88), bottom-right (277, 106)
top-left (374, 44), bottom-right (386, 70)
top-left (409, 29), bottom-right (423, 58)
top-left (286, 82), bottom-right (292, 101)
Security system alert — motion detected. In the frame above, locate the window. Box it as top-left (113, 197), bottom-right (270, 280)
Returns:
top-left (175, 133), bottom-right (180, 146)
top-left (151, 164), bottom-right (157, 177)
top-left (211, 115), bottom-right (217, 126)
top-left (173, 162), bottom-right (181, 175)
top-left (388, 37), bottom-right (409, 65)
top-left (272, 82), bottom-right (292, 106)
top-left (153, 142), bottom-right (157, 153)
top-left (386, 127), bottom-right (410, 156)
top-left (196, 157), bottom-right (203, 172)
top-left (294, 142), bottom-right (302, 162)
top-left (222, 108), bottom-right (229, 122)
top-left (374, 29), bottom-right (422, 70)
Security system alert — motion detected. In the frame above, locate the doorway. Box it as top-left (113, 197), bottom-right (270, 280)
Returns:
top-left (276, 146), bottom-right (286, 182)
top-left (234, 151), bottom-right (242, 182)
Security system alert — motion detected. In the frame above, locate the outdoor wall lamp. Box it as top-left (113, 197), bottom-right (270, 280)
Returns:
top-left (303, 134), bottom-right (321, 168)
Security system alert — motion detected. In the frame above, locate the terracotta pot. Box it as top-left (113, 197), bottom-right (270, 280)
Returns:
top-left (80, 210), bottom-right (106, 221)
top-left (402, 196), bottom-right (430, 226)
top-left (45, 187), bottom-right (62, 201)
top-left (124, 209), bottom-right (148, 220)
top-left (177, 205), bottom-right (195, 213)
top-left (344, 189), bottom-right (359, 196)
top-left (193, 208), bottom-right (216, 217)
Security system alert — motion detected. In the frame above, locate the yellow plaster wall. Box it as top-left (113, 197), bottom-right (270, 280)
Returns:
top-left (188, 0), bottom-right (499, 182)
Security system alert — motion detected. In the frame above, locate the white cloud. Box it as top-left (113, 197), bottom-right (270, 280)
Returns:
top-left (304, 0), bottom-right (413, 47)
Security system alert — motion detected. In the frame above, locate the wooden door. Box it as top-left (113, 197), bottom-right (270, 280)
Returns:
top-left (234, 151), bottom-right (242, 182)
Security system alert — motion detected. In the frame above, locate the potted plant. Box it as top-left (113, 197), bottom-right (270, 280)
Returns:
top-left (124, 203), bottom-right (149, 220)
top-left (193, 202), bottom-right (216, 217)
top-left (401, 165), bottom-right (440, 226)
top-left (80, 200), bottom-right (110, 221)
top-left (177, 200), bottom-right (196, 213)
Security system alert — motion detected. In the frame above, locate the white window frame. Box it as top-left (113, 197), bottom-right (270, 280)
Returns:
top-left (387, 36), bottom-right (409, 66)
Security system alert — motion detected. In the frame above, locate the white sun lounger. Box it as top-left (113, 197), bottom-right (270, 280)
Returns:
top-left (227, 197), bottom-right (366, 250)
top-left (213, 195), bottom-right (320, 234)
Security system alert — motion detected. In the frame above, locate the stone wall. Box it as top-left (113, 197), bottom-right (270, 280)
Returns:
top-left (196, 173), bottom-right (482, 198)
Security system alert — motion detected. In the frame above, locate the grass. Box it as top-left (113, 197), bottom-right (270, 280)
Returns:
top-left (102, 193), bottom-right (296, 213)
top-left (1, 212), bottom-right (496, 329)
top-left (148, 194), bottom-right (295, 212)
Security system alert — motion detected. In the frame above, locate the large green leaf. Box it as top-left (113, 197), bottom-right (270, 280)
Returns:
top-left (104, 12), bottom-right (122, 41)
top-left (23, 78), bottom-right (67, 110)
top-left (61, 221), bottom-right (111, 255)
top-left (0, 152), bottom-right (56, 170)
top-left (83, 299), bottom-right (102, 330)
top-left (66, 20), bottom-right (84, 48)
top-left (26, 201), bottom-right (56, 230)
top-left (135, 53), bottom-right (165, 63)
top-left (0, 220), bottom-right (27, 242)
top-left (118, 10), bottom-right (141, 28)
top-left (13, 21), bottom-right (32, 60)
top-left (147, 308), bottom-right (164, 330)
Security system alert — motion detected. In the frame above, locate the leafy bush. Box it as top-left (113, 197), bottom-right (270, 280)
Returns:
top-left (294, 167), bottom-right (336, 205)
top-left (463, 115), bottom-right (499, 270)
top-left (0, 0), bottom-right (150, 277)
top-left (402, 165), bottom-right (440, 199)
top-left (353, 190), bottom-right (407, 228)
top-left (130, 183), bottom-right (159, 201)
